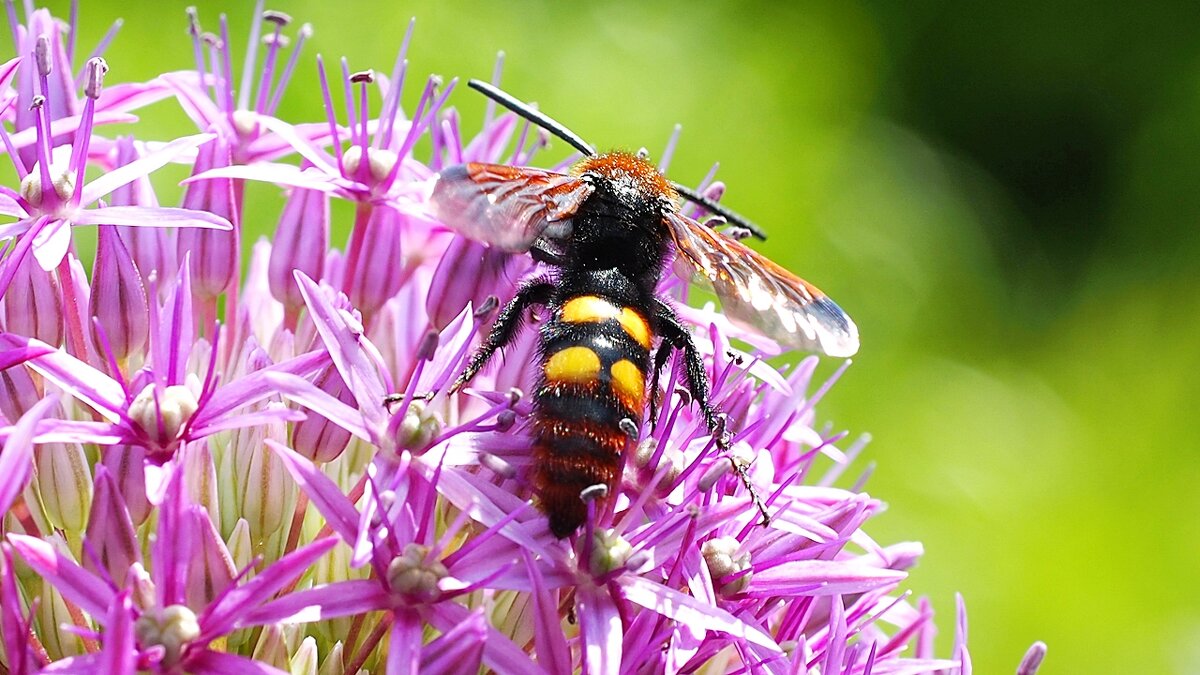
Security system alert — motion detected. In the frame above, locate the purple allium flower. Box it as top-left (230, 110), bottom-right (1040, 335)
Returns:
top-left (0, 3), bottom-right (1047, 674)
top-left (0, 49), bottom-right (230, 279)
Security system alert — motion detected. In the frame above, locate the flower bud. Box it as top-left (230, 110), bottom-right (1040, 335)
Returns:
top-left (83, 466), bottom-right (140, 583)
top-left (318, 642), bottom-right (345, 675)
top-left (252, 624), bottom-right (290, 671)
top-left (101, 444), bottom-right (150, 526)
top-left (290, 365), bottom-right (353, 462)
top-left (90, 225), bottom-right (149, 362)
top-left (2, 247), bottom-right (63, 346)
top-left (426, 237), bottom-right (526, 330)
top-left (33, 441), bottom-right (92, 534)
top-left (177, 138), bottom-right (239, 299)
top-left (292, 636), bottom-right (319, 675)
top-left (125, 562), bottom-right (156, 613)
top-left (311, 535), bottom-right (355, 645)
top-left (38, 567), bottom-right (85, 658)
top-left (110, 137), bottom-right (173, 282)
top-left (344, 206), bottom-right (404, 316)
top-left (185, 508), bottom-right (235, 609)
top-left (268, 185), bottom-right (329, 314)
top-left (0, 363), bottom-right (43, 424)
top-left (234, 413), bottom-right (290, 542)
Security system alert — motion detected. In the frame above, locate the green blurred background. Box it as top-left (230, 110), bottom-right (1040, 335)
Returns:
top-left (20, 0), bottom-right (1200, 672)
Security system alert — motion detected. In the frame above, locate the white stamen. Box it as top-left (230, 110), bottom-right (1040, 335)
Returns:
top-left (702, 536), bottom-right (753, 596)
top-left (134, 605), bottom-right (200, 667)
top-left (128, 384), bottom-right (199, 446)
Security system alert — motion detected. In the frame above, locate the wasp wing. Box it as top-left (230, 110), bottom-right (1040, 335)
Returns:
top-left (664, 211), bottom-right (859, 357)
top-left (429, 163), bottom-right (593, 253)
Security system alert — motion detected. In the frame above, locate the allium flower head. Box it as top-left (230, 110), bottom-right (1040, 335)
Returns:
top-left (0, 3), bottom-right (1046, 675)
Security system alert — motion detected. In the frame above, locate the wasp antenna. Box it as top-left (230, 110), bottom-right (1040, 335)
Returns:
top-left (672, 182), bottom-right (768, 241)
top-left (468, 79), bottom-right (596, 157)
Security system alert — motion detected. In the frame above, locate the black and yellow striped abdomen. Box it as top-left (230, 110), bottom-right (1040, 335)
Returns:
top-left (532, 293), bottom-right (654, 537)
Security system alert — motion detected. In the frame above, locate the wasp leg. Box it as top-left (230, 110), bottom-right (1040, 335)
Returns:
top-left (654, 299), bottom-right (770, 527)
top-left (646, 340), bottom-right (674, 431)
top-left (450, 279), bottom-right (555, 394)
top-left (653, 300), bottom-right (722, 440)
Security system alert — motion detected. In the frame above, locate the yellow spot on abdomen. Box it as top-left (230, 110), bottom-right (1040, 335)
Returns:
top-left (545, 346), bottom-right (602, 384)
top-left (560, 296), bottom-right (653, 350)
top-left (618, 308), bottom-right (652, 349)
top-left (561, 295), bottom-right (620, 323)
top-left (610, 359), bottom-right (646, 412)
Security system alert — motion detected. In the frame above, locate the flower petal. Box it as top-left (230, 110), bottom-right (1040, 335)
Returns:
top-left (387, 612), bottom-right (423, 675)
top-left (96, 80), bottom-right (175, 117)
top-left (31, 217), bottom-right (72, 271)
top-left (522, 550), bottom-right (571, 673)
top-left (6, 534), bottom-right (116, 620)
top-left (0, 334), bottom-right (126, 421)
top-left (0, 190), bottom-right (27, 219)
top-left (0, 395), bottom-right (56, 523)
top-left (294, 272), bottom-right (389, 439)
top-left (200, 537), bottom-right (338, 638)
top-left (426, 602), bottom-right (539, 675)
top-left (420, 609), bottom-right (486, 674)
top-left (264, 439), bottom-right (363, 546)
top-left (72, 206), bottom-right (232, 230)
top-left (0, 336), bottom-right (54, 371)
top-left (189, 349), bottom-right (330, 430)
top-left (620, 575), bottom-right (781, 652)
top-left (0, 56), bottom-right (20, 90)
top-left (186, 407), bottom-right (306, 439)
top-left (746, 560), bottom-right (906, 598)
top-left (253, 113), bottom-right (340, 175)
top-left (156, 71), bottom-right (227, 137)
top-left (3, 111), bottom-right (140, 152)
top-left (80, 133), bottom-right (215, 207)
top-left (25, 420), bottom-right (129, 445)
top-left (576, 585), bottom-right (622, 675)
top-left (186, 650), bottom-right (292, 675)
top-left (262, 371), bottom-right (371, 442)
top-left (242, 579), bottom-right (390, 625)
top-left (98, 591), bottom-right (137, 675)
top-left (185, 162), bottom-right (345, 194)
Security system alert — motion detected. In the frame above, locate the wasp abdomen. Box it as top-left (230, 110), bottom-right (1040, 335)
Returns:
top-left (532, 293), bottom-right (653, 537)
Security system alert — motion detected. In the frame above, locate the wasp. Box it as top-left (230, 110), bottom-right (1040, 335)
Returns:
top-left (430, 80), bottom-right (858, 538)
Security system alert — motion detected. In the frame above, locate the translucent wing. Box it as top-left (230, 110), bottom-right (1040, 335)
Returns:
top-left (429, 163), bottom-right (594, 253)
top-left (665, 211), bottom-right (859, 357)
